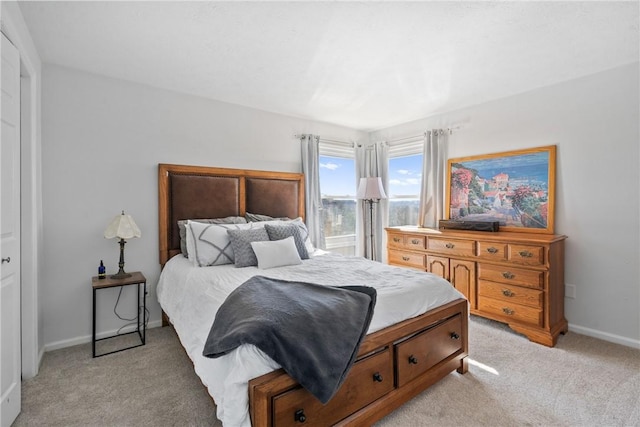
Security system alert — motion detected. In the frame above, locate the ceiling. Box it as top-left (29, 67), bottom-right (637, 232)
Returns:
top-left (18, 1), bottom-right (639, 131)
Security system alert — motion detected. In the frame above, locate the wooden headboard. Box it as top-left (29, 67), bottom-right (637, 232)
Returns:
top-left (158, 164), bottom-right (305, 265)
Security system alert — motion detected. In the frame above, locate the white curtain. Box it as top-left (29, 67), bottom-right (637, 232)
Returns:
top-left (418, 130), bottom-right (448, 228)
top-left (355, 142), bottom-right (389, 261)
top-left (300, 134), bottom-right (326, 249)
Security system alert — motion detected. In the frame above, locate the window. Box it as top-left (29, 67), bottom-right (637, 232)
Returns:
top-left (319, 151), bottom-right (356, 256)
top-left (388, 143), bottom-right (423, 227)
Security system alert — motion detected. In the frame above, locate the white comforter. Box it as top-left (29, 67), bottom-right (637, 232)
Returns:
top-left (157, 251), bottom-right (464, 427)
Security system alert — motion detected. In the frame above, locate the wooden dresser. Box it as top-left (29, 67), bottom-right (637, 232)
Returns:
top-left (386, 227), bottom-right (568, 346)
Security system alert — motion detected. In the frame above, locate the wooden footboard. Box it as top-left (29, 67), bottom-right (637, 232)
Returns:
top-left (248, 298), bottom-right (468, 427)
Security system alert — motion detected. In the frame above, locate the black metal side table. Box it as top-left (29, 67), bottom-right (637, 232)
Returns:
top-left (92, 271), bottom-right (146, 357)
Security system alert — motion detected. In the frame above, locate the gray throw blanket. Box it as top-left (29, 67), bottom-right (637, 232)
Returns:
top-left (202, 275), bottom-right (377, 403)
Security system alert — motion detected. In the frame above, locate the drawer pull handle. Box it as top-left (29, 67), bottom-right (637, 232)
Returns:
top-left (408, 355), bottom-right (418, 365)
top-left (372, 372), bottom-right (383, 382)
top-left (402, 256), bottom-right (410, 261)
top-left (450, 332), bottom-right (460, 340)
top-left (502, 271), bottom-right (515, 279)
top-left (502, 289), bottom-right (514, 297)
top-left (519, 250), bottom-right (533, 258)
top-left (445, 243), bottom-right (455, 249)
top-left (487, 247), bottom-right (498, 254)
top-left (1, 257), bottom-right (10, 264)
top-left (502, 307), bottom-right (514, 315)
top-left (294, 409), bottom-right (306, 423)
top-left (411, 239), bottom-right (420, 244)
top-left (393, 237), bottom-right (401, 242)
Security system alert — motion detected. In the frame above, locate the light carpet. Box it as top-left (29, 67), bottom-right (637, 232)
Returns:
top-left (13, 317), bottom-right (640, 426)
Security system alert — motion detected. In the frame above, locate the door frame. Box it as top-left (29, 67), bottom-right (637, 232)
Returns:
top-left (2, 3), bottom-right (43, 379)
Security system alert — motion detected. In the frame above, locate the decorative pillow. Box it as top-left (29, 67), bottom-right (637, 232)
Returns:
top-left (288, 217), bottom-right (315, 254)
top-left (245, 212), bottom-right (290, 222)
top-left (251, 237), bottom-right (302, 269)
top-left (265, 223), bottom-right (309, 259)
top-left (227, 228), bottom-right (270, 268)
top-left (187, 221), bottom-right (255, 267)
top-left (178, 217), bottom-right (246, 257)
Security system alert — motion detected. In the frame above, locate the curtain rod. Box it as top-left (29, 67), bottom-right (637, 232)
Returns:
top-left (385, 125), bottom-right (463, 145)
top-left (294, 134), bottom-right (354, 147)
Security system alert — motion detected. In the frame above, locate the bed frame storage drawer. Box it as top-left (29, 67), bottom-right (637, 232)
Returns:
top-left (395, 314), bottom-right (463, 388)
top-left (272, 347), bottom-right (394, 427)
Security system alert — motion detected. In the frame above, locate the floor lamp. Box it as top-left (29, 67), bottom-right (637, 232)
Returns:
top-left (357, 177), bottom-right (387, 261)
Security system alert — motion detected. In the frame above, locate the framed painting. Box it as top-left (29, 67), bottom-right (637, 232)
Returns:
top-left (445, 145), bottom-right (556, 234)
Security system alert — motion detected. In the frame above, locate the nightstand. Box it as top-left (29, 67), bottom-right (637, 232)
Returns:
top-left (92, 271), bottom-right (147, 357)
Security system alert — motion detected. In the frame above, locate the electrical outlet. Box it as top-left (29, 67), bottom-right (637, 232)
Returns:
top-left (565, 283), bottom-right (576, 299)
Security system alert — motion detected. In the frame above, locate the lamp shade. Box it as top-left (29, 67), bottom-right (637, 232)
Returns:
top-left (104, 211), bottom-right (141, 239)
top-left (357, 177), bottom-right (387, 200)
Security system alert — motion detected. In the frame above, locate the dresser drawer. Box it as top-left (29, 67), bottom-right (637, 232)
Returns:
top-left (477, 263), bottom-right (543, 289)
top-left (476, 241), bottom-right (507, 261)
top-left (477, 296), bottom-right (543, 327)
top-left (272, 347), bottom-right (394, 427)
top-left (508, 244), bottom-right (544, 266)
top-left (389, 233), bottom-right (425, 250)
top-left (478, 280), bottom-right (543, 309)
top-left (427, 237), bottom-right (475, 257)
top-left (389, 250), bottom-right (425, 269)
top-left (395, 315), bottom-right (463, 388)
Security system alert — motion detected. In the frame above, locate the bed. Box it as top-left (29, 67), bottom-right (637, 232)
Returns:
top-left (157, 163), bottom-right (469, 427)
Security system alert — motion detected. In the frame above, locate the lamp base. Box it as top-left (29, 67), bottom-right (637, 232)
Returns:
top-left (110, 272), bottom-right (132, 280)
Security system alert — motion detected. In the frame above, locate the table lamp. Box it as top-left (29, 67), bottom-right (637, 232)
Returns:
top-left (104, 211), bottom-right (141, 279)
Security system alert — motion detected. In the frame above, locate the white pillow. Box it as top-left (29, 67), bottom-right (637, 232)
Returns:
top-left (187, 220), bottom-right (260, 267)
top-left (251, 237), bottom-right (302, 269)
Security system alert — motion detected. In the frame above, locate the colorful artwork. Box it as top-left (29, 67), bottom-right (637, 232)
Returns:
top-left (446, 146), bottom-right (556, 234)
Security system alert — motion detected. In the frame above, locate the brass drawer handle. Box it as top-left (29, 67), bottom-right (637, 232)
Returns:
top-left (372, 372), bottom-right (383, 382)
top-left (445, 243), bottom-right (455, 249)
top-left (519, 250), bottom-right (533, 258)
top-left (411, 239), bottom-right (420, 244)
top-left (487, 247), bottom-right (498, 254)
top-left (450, 332), bottom-right (460, 340)
top-left (402, 256), bottom-right (410, 261)
top-left (502, 307), bottom-right (514, 315)
top-left (502, 289), bottom-right (514, 297)
top-left (408, 355), bottom-right (418, 364)
top-left (502, 271), bottom-right (515, 279)
top-left (393, 237), bottom-right (401, 243)
top-left (294, 409), bottom-right (307, 423)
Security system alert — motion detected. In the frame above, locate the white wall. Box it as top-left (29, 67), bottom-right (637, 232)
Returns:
top-left (370, 63), bottom-right (640, 347)
top-left (41, 64), bottom-right (367, 349)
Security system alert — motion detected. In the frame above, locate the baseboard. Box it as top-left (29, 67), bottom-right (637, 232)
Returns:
top-left (44, 319), bottom-right (163, 352)
top-left (568, 323), bottom-right (640, 349)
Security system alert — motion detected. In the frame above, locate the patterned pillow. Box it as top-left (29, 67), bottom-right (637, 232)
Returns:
top-left (227, 228), bottom-right (270, 268)
top-left (265, 223), bottom-right (309, 259)
top-left (178, 217), bottom-right (246, 257)
top-left (186, 221), bottom-right (255, 267)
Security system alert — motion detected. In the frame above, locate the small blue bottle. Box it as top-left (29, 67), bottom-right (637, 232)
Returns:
top-left (98, 260), bottom-right (106, 279)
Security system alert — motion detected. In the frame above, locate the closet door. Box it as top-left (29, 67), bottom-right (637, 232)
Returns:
top-left (1, 31), bottom-right (21, 427)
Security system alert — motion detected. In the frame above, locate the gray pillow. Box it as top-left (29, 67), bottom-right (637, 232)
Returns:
top-left (226, 228), bottom-right (270, 268)
top-left (178, 216), bottom-right (247, 257)
top-left (245, 212), bottom-right (290, 222)
top-left (265, 223), bottom-right (309, 259)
